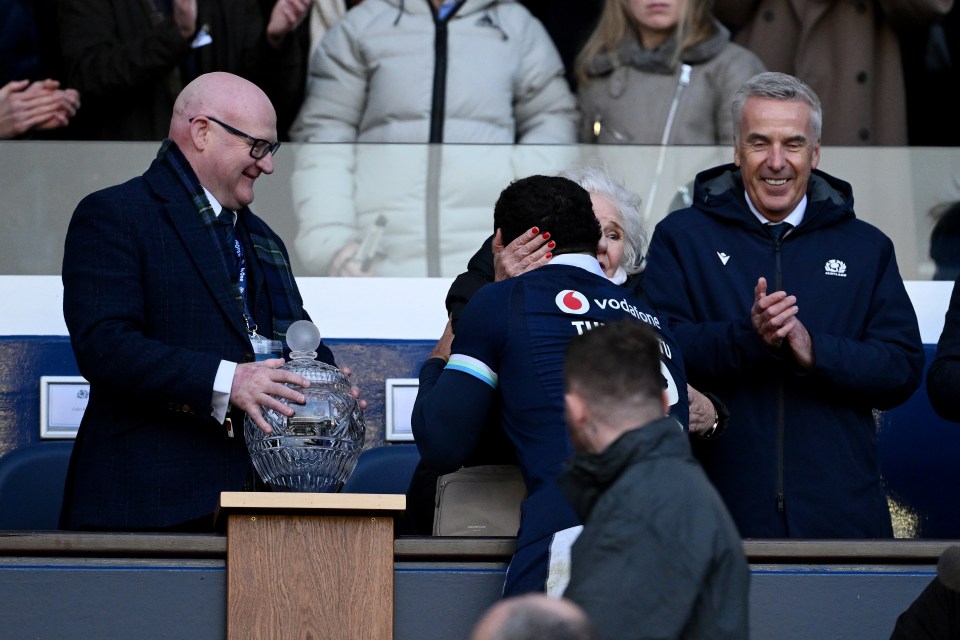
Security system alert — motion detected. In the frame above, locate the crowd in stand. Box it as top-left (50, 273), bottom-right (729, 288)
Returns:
top-left (6, 2), bottom-right (960, 637)
top-left (2, 0), bottom-right (957, 144)
top-left (23, 0), bottom-right (960, 631)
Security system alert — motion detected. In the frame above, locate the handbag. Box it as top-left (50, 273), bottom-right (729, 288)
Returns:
top-left (432, 465), bottom-right (526, 536)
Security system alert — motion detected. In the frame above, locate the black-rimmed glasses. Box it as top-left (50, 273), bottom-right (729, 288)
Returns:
top-left (189, 115), bottom-right (281, 159)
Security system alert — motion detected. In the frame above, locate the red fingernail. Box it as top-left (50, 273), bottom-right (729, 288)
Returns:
top-left (531, 227), bottom-right (539, 235)
top-left (547, 241), bottom-right (556, 249)
top-left (542, 232), bottom-right (551, 240)
top-left (545, 252), bottom-right (552, 260)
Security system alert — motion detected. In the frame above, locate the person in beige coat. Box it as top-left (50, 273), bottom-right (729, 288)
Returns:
top-left (714, 0), bottom-right (953, 145)
top-left (576, 0), bottom-right (765, 145)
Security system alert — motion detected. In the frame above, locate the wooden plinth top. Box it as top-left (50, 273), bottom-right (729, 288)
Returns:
top-left (219, 491), bottom-right (405, 512)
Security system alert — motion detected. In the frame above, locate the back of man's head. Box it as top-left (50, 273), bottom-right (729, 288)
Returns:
top-left (564, 321), bottom-right (663, 419)
top-left (470, 594), bottom-right (594, 640)
top-left (930, 201), bottom-right (960, 281)
top-left (493, 175), bottom-right (600, 255)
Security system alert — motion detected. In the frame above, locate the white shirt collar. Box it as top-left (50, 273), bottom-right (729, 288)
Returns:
top-left (608, 266), bottom-right (628, 285)
top-left (745, 191), bottom-right (807, 229)
top-left (202, 186), bottom-right (236, 224)
top-left (546, 253), bottom-right (607, 278)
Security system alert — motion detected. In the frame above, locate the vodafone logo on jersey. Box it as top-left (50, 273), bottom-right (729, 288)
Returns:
top-left (555, 290), bottom-right (590, 315)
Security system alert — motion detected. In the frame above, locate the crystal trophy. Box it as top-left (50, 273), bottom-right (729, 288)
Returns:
top-left (245, 320), bottom-right (365, 492)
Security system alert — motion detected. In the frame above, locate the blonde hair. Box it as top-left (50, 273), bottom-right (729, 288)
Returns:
top-left (576, 0), bottom-right (717, 86)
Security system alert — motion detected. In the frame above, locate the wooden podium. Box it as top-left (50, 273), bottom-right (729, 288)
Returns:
top-left (219, 492), bottom-right (406, 640)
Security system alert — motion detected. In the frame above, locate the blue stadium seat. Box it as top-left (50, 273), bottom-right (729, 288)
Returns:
top-left (878, 344), bottom-right (960, 538)
top-left (341, 444), bottom-right (420, 495)
top-left (0, 441), bottom-right (73, 530)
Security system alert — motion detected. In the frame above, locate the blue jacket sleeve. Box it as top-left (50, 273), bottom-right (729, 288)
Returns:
top-left (411, 358), bottom-right (495, 474)
top-left (927, 277), bottom-right (960, 421)
top-left (804, 239), bottom-right (924, 409)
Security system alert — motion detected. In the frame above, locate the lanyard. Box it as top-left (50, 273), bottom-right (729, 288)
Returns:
top-left (226, 233), bottom-right (256, 336)
top-left (221, 217), bottom-right (279, 359)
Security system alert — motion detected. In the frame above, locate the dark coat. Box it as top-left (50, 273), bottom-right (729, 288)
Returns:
top-left (559, 418), bottom-right (750, 640)
top-left (928, 274), bottom-right (960, 422)
top-left (643, 164), bottom-right (924, 538)
top-left (58, 0), bottom-right (305, 140)
top-left (60, 143), bottom-right (330, 529)
top-left (1, 0), bottom-right (40, 83)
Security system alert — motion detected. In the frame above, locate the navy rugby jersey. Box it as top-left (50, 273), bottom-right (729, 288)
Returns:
top-left (413, 254), bottom-right (687, 593)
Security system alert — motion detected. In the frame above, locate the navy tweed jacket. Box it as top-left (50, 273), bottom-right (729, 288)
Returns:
top-left (60, 144), bottom-right (332, 529)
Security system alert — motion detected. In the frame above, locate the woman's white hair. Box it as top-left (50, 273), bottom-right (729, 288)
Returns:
top-left (558, 164), bottom-right (647, 274)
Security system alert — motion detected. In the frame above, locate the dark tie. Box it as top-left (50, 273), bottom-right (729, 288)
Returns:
top-left (767, 222), bottom-right (792, 243)
top-left (217, 210), bottom-right (239, 280)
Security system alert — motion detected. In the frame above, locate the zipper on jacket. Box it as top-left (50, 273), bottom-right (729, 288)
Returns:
top-left (428, 0), bottom-right (465, 143)
top-left (659, 64), bottom-right (692, 145)
top-left (424, 0), bottom-right (464, 272)
top-left (642, 64), bottom-right (692, 219)
top-left (776, 383), bottom-right (785, 514)
top-left (774, 234), bottom-right (785, 291)
top-left (773, 231), bottom-right (786, 516)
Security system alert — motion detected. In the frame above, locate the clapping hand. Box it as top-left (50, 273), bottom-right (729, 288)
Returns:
top-left (751, 277), bottom-right (814, 368)
top-left (0, 79), bottom-right (80, 138)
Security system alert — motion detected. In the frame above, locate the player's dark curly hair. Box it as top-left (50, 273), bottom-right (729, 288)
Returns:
top-left (493, 175), bottom-right (601, 256)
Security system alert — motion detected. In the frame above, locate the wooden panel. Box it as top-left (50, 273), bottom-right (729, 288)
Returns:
top-left (227, 514), bottom-right (393, 640)
top-left (219, 491), bottom-right (405, 512)
top-left (3, 532), bottom-right (957, 564)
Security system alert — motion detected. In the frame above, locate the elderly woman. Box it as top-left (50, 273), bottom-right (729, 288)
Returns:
top-left (403, 166), bottom-right (727, 537)
top-left (446, 165), bottom-right (726, 436)
top-left (561, 165), bottom-right (646, 287)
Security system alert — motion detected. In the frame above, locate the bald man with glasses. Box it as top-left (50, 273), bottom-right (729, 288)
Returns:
top-left (60, 72), bottom-right (347, 532)
top-left (188, 116), bottom-right (283, 159)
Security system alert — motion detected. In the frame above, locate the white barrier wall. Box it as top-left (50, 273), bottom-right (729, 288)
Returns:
top-left (0, 275), bottom-right (951, 343)
top-left (2, 142), bottom-right (956, 343)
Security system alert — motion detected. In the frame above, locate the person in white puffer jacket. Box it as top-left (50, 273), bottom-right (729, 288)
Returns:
top-left (289, 0), bottom-right (578, 277)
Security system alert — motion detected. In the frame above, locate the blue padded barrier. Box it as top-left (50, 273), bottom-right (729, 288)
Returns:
top-left (878, 344), bottom-right (960, 537)
top-left (0, 440), bottom-right (73, 530)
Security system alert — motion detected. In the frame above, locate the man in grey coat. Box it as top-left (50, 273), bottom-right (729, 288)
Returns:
top-left (559, 321), bottom-right (749, 640)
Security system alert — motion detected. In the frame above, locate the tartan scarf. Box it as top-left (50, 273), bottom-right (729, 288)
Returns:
top-left (157, 139), bottom-right (306, 344)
